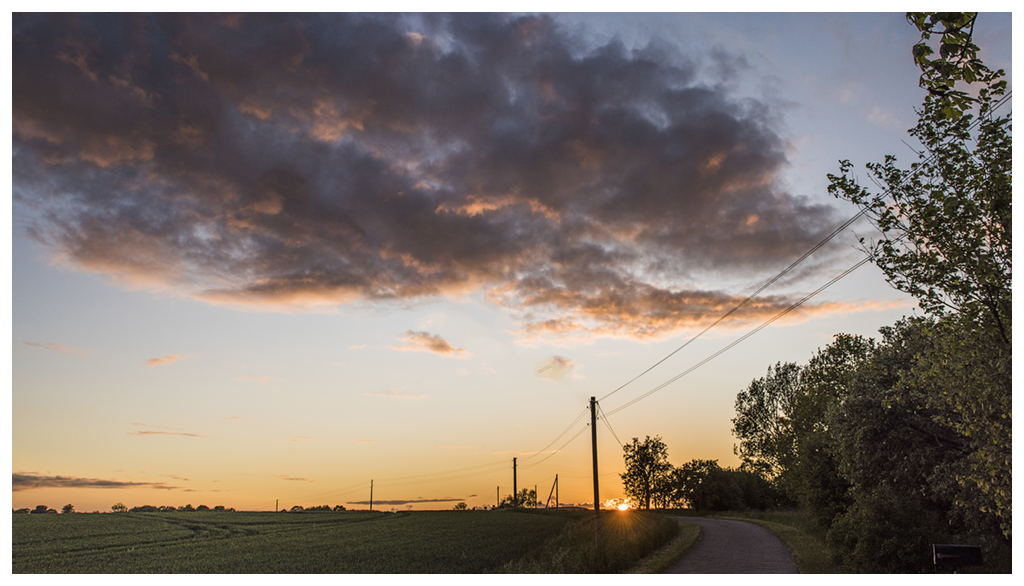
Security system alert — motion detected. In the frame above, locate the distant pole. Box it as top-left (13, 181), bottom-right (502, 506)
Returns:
top-left (496, 486), bottom-right (499, 508)
top-left (513, 458), bottom-right (518, 508)
top-left (590, 396), bottom-right (600, 548)
top-left (369, 479), bottom-right (373, 512)
top-left (275, 499), bottom-right (278, 513)
top-left (556, 474), bottom-right (559, 509)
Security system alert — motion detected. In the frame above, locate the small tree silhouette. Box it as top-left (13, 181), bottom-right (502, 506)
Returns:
top-left (111, 502), bottom-right (127, 513)
top-left (62, 504), bottom-right (75, 514)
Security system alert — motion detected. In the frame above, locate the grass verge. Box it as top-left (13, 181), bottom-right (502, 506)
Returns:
top-left (623, 519), bottom-right (701, 574)
top-left (503, 510), bottom-right (680, 573)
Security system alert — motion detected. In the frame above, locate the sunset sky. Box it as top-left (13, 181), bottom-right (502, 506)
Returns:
top-left (8, 10), bottom-right (1013, 513)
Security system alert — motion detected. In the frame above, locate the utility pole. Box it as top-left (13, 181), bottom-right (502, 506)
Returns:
top-left (544, 475), bottom-right (561, 508)
top-left (369, 479), bottom-right (373, 512)
top-left (591, 396), bottom-right (600, 548)
top-left (275, 499), bottom-right (278, 513)
top-left (496, 486), bottom-right (499, 508)
top-left (513, 457), bottom-right (518, 508)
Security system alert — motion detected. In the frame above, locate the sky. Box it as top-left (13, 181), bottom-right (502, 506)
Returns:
top-left (7, 10), bottom-right (1014, 513)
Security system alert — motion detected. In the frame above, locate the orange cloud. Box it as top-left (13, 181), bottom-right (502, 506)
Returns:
top-left (23, 341), bottom-right (81, 357)
top-left (537, 355), bottom-right (580, 381)
top-left (144, 354), bottom-right (181, 367)
top-left (391, 331), bottom-right (469, 358)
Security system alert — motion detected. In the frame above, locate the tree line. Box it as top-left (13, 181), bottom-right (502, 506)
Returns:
top-left (619, 435), bottom-right (782, 511)
top-left (619, 13), bottom-right (1010, 573)
top-left (731, 12), bottom-right (1010, 572)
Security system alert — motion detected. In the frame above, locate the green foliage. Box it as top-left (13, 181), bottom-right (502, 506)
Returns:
top-left (906, 13), bottom-right (1006, 120)
top-left (828, 13), bottom-right (1011, 344)
top-left (731, 362), bottom-right (801, 486)
top-left (671, 459), bottom-right (775, 511)
top-left (738, 317), bottom-right (1012, 572)
top-left (13, 510), bottom-right (575, 573)
top-left (620, 435), bottom-right (673, 509)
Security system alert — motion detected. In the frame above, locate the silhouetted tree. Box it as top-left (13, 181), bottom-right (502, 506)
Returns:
top-left (620, 435), bottom-right (672, 509)
top-left (453, 502), bottom-right (468, 510)
top-left (498, 488), bottom-right (537, 508)
top-left (332, 505), bottom-right (346, 512)
top-left (111, 503), bottom-right (127, 513)
top-left (61, 504), bottom-right (75, 514)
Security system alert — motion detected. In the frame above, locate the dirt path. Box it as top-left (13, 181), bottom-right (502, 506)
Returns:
top-left (663, 516), bottom-right (800, 574)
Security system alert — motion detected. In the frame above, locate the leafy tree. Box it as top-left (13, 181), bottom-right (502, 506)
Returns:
top-left (498, 488), bottom-right (537, 508)
top-left (789, 334), bottom-right (874, 526)
top-left (111, 503), bottom-right (127, 513)
top-left (61, 504), bottom-right (75, 514)
top-left (332, 505), bottom-right (346, 512)
top-left (620, 435), bottom-right (672, 509)
top-left (289, 505), bottom-right (304, 512)
top-left (195, 504), bottom-right (210, 512)
top-left (452, 502), bottom-right (468, 511)
top-left (731, 362), bottom-right (801, 487)
top-left (827, 13), bottom-right (1011, 343)
top-left (178, 504), bottom-right (195, 512)
top-left (669, 459), bottom-right (719, 509)
top-left (827, 11), bottom-right (1011, 542)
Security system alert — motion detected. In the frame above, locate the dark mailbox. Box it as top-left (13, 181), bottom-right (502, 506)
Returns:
top-left (933, 544), bottom-right (983, 569)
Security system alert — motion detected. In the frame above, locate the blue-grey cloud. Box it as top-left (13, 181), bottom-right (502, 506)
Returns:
top-left (13, 14), bottom-right (851, 341)
top-left (12, 473), bottom-right (177, 491)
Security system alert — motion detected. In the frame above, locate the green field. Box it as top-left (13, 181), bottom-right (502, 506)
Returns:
top-left (13, 509), bottom-right (580, 573)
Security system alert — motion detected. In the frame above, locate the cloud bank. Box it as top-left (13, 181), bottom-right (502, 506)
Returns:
top-left (12, 473), bottom-right (177, 491)
top-left (13, 14), bottom-right (851, 342)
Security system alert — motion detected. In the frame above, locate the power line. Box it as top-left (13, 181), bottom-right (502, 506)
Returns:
top-left (522, 406), bottom-right (589, 461)
top-left (604, 255), bottom-right (873, 418)
top-left (598, 90), bottom-right (1011, 405)
top-left (522, 422), bottom-right (590, 468)
top-left (597, 402), bottom-right (622, 448)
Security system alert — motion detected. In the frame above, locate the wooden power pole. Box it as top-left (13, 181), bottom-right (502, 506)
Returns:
top-left (590, 396), bottom-right (600, 548)
top-left (513, 457), bottom-right (518, 508)
top-left (369, 479), bottom-right (373, 512)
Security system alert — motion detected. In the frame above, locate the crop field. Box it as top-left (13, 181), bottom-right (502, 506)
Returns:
top-left (13, 509), bottom-right (583, 573)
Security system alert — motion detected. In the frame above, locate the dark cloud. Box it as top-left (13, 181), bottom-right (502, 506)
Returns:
top-left (12, 473), bottom-right (177, 491)
top-left (14, 14), bottom-right (849, 341)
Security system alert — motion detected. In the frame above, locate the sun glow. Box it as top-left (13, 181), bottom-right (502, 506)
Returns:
top-left (617, 503), bottom-right (629, 511)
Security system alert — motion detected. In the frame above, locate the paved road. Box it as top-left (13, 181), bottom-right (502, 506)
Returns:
top-left (663, 517), bottom-right (800, 574)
